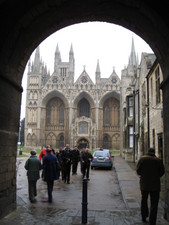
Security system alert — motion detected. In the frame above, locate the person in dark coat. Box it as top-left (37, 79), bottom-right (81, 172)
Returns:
top-left (81, 148), bottom-right (93, 180)
top-left (136, 148), bottom-right (165, 224)
top-left (71, 146), bottom-right (80, 175)
top-left (61, 144), bottom-right (72, 184)
top-left (80, 147), bottom-right (86, 174)
top-left (56, 147), bottom-right (63, 179)
top-left (43, 145), bottom-right (59, 202)
top-left (25, 150), bottom-right (41, 203)
top-left (50, 144), bottom-right (55, 154)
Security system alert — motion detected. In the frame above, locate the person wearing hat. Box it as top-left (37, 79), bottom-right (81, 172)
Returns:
top-left (71, 145), bottom-right (80, 175)
top-left (42, 145), bottom-right (59, 202)
top-left (136, 148), bottom-right (165, 224)
top-left (61, 144), bottom-right (72, 184)
top-left (25, 150), bottom-right (42, 203)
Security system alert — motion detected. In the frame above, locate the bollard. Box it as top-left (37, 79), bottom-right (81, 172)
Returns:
top-left (82, 178), bottom-right (88, 224)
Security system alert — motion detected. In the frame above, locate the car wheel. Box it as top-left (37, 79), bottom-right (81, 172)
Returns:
top-left (91, 166), bottom-right (93, 170)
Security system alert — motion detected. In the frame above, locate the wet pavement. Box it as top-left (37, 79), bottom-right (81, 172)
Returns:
top-left (0, 155), bottom-right (169, 225)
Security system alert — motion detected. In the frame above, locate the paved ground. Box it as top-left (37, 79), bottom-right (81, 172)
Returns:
top-left (0, 155), bottom-right (169, 225)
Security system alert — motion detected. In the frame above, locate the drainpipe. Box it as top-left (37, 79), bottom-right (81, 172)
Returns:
top-left (146, 77), bottom-right (150, 151)
top-left (137, 90), bottom-right (140, 137)
top-left (137, 89), bottom-right (140, 159)
top-left (133, 90), bottom-right (135, 163)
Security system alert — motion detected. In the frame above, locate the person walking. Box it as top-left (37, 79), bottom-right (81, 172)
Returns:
top-left (56, 147), bottom-right (63, 180)
top-left (136, 148), bottom-right (165, 224)
top-left (61, 144), bottom-right (72, 184)
top-left (80, 147), bottom-right (86, 174)
top-left (50, 144), bottom-right (55, 154)
top-left (72, 145), bottom-right (80, 175)
top-left (39, 145), bottom-right (55, 161)
top-left (81, 148), bottom-right (93, 180)
top-left (24, 150), bottom-right (42, 203)
top-left (43, 145), bottom-right (59, 203)
top-left (39, 145), bottom-right (55, 179)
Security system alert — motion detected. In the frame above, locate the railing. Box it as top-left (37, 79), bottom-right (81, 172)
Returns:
top-left (45, 125), bottom-right (64, 131)
top-left (103, 126), bottom-right (120, 132)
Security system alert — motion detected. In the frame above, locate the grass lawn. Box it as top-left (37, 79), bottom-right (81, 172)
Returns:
top-left (17, 147), bottom-right (120, 158)
top-left (17, 147), bottom-right (41, 157)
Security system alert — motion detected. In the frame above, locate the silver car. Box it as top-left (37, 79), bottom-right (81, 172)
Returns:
top-left (91, 149), bottom-right (113, 170)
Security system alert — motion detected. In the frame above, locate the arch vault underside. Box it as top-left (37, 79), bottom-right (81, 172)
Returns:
top-left (0, 0), bottom-right (169, 220)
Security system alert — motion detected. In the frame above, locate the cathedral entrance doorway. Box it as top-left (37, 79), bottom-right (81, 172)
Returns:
top-left (77, 138), bottom-right (89, 150)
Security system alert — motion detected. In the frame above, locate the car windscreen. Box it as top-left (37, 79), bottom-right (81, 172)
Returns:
top-left (94, 151), bottom-right (109, 157)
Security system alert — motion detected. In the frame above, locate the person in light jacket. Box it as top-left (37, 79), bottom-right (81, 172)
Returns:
top-left (25, 150), bottom-right (42, 203)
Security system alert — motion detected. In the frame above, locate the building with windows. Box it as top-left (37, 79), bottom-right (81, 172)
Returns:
top-left (120, 37), bottom-right (138, 160)
top-left (25, 38), bottom-right (163, 160)
top-left (146, 59), bottom-right (164, 159)
top-left (120, 44), bottom-right (164, 161)
top-left (24, 44), bottom-right (121, 149)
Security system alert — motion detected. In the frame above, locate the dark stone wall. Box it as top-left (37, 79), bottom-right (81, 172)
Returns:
top-left (161, 79), bottom-right (169, 220)
top-left (0, 76), bottom-right (21, 218)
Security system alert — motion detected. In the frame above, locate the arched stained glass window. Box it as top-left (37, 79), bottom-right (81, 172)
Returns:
top-left (46, 97), bottom-right (65, 126)
top-left (104, 105), bottom-right (110, 125)
top-left (59, 105), bottom-right (64, 124)
top-left (103, 135), bottom-right (109, 149)
top-left (59, 135), bottom-right (64, 147)
top-left (78, 98), bottom-right (90, 117)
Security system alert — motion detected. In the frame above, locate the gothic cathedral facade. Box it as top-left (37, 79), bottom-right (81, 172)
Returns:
top-left (24, 44), bottom-right (121, 149)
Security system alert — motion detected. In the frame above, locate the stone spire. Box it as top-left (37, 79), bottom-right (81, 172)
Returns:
top-left (69, 44), bottom-right (75, 85)
top-left (95, 59), bottom-right (101, 84)
top-left (128, 36), bottom-right (137, 67)
top-left (96, 59), bottom-right (101, 73)
top-left (69, 43), bottom-right (74, 62)
top-left (32, 46), bottom-right (41, 73)
top-left (127, 36), bottom-right (138, 76)
top-left (54, 44), bottom-right (61, 63)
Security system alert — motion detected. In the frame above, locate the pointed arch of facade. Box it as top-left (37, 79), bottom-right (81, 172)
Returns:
top-left (103, 133), bottom-right (111, 149)
top-left (57, 132), bottom-right (65, 147)
top-left (41, 90), bottom-right (69, 108)
top-left (112, 133), bottom-right (120, 149)
top-left (26, 133), bottom-right (37, 146)
top-left (73, 91), bottom-right (95, 108)
top-left (76, 137), bottom-right (90, 149)
top-left (46, 132), bottom-right (57, 147)
top-left (99, 91), bottom-right (120, 108)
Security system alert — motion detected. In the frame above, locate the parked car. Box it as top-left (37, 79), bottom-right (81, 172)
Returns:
top-left (91, 149), bottom-right (113, 170)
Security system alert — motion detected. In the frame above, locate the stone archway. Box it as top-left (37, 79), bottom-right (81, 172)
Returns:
top-left (77, 138), bottom-right (89, 150)
top-left (1, 0), bottom-right (169, 219)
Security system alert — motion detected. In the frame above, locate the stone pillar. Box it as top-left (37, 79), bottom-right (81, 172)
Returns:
top-left (0, 75), bottom-right (22, 218)
top-left (161, 78), bottom-right (169, 220)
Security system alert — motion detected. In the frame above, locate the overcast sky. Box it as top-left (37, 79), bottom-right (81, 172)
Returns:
top-left (20, 22), bottom-right (153, 120)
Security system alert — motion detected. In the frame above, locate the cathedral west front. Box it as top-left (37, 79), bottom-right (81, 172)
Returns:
top-left (25, 43), bottom-right (121, 149)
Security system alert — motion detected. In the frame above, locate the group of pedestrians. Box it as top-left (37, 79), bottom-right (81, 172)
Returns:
top-left (55, 144), bottom-right (93, 183)
top-left (24, 144), bottom-right (165, 225)
top-left (24, 144), bottom-right (93, 203)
